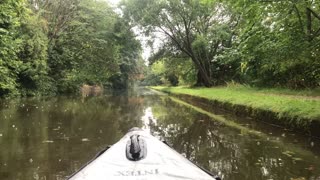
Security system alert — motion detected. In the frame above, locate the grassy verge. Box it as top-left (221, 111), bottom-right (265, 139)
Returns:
top-left (151, 86), bottom-right (320, 129)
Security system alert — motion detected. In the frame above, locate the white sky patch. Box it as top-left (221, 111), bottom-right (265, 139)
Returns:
top-left (140, 38), bottom-right (164, 64)
top-left (106, 0), bottom-right (121, 6)
top-left (133, 27), bottom-right (165, 63)
top-left (133, 27), bottom-right (153, 63)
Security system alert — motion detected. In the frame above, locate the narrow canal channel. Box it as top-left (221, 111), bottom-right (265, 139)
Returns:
top-left (0, 88), bottom-right (319, 180)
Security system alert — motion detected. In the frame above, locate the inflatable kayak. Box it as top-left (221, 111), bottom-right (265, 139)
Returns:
top-left (68, 128), bottom-right (220, 180)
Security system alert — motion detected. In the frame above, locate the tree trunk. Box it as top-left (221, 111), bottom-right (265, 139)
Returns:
top-left (195, 70), bottom-right (204, 86)
top-left (192, 58), bottom-right (212, 87)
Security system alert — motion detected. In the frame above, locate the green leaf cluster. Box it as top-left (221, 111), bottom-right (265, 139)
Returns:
top-left (0, 0), bottom-right (51, 97)
top-left (0, 0), bottom-right (142, 97)
top-left (220, 0), bottom-right (320, 88)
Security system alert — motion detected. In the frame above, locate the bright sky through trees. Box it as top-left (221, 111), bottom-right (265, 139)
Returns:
top-left (106, 0), bottom-right (153, 62)
top-left (106, 0), bottom-right (160, 64)
top-left (107, 0), bottom-right (120, 6)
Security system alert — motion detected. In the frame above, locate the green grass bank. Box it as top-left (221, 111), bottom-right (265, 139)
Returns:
top-left (151, 86), bottom-right (320, 137)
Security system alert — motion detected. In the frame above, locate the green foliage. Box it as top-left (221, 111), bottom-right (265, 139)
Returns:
top-left (221, 0), bottom-right (320, 88)
top-left (124, 0), bottom-right (320, 89)
top-left (18, 7), bottom-right (53, 96)
top-left (122, 0), bottom-right (234, 87)
top-left (0, 0), bottom-right (142, 97)
top-left (0, 0), bottom-right (52, 97)
top-left (151, 61), bottom-right (166, 76)
top-left (1, 0), bottom-right (320, 97)
top-left (140, 61), bottom-right (165, 86)
top-left (45, 0), bottom-right (142, 93)
top-left (142, 57), bottom-right (196, 86)
top-left (0, 0), bottom-right (23, 96)
top-left (108, 19), bottom-right (143, 89)
top-left (48, 0), bottom-right (121, 93)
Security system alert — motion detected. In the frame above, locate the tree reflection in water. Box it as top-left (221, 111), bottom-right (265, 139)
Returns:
top-left (148, 97), bottom-right (320, 180)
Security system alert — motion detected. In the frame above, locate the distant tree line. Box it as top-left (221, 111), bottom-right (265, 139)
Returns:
top-left (125, 0), bottom-right (320, 89)
top-left (0, 0), bottom-right (143, 97)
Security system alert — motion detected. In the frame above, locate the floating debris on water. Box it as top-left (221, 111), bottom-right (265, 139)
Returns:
top-left (261, 167), bottom-right (269, 176)
top-left (81, 138), bottom-right (90, 142)
top-left (311, 142), bottom-right (315, 147)
top-left (33, 171), bottom-right (39, 180)
top-left (29, 158), bottom-right (33, 163)
top-left (0, 133), bottom-right (2, 137)
top-left (42, 140), bottom-right (54, 143)
top-left (292, 157), bottom-right (303, 161)
top-left (306, 165), bottom-right (315, 171)
top-left (61, 135), bottom-right (69, 141)
top-left (290, 177), bottom-right (306, 180)
top-left (53, 126), bottom-right (61, 131)
top-left (256, 141), bottom-right (260, 145)
top-left (282, 151), bottom-right (295, 157)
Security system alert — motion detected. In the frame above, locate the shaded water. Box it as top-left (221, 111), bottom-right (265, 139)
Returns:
top-left (0, 88), bottom-right (319, 180)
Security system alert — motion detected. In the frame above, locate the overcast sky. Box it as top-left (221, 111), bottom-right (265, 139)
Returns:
top-left (107, 0), bottom-right (121, 6)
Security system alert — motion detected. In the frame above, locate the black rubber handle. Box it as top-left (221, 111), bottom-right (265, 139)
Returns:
top-left (126, 134), bottom-right (147, 161)
top-left (130, 135), bottom-right (141, 158)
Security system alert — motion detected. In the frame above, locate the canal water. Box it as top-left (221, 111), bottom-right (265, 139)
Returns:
top-left (0, 88), bottom-right (319, 180)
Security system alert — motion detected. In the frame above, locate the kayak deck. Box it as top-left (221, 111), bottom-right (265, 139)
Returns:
top-left (69, 128), bottom-right (220, 180)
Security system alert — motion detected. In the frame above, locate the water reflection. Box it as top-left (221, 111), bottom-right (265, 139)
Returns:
top-left (147, 97), bottom-right (320, 180)
top-left (141, 107), bottom-right (157, 133)
top-left (0, 88), bottom-right (319, 180)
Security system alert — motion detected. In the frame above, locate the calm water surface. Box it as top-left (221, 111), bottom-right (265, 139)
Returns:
top-left (0, 88), bottom-right (319, 180)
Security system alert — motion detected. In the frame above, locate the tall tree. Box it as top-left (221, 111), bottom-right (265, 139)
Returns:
top-left (109, 19), bottom-right (142, 89)
top-left (27, 0), bottom-right (80, 43)
top-left (223, 0), bottom-right (320, 88)
top-left (0, 0), bottom-right (23, 96)
top-left (0, 0), bottom-right (50, 96)
top-left (26, 0), bottom-right (142, 93)
top-left (122, 0), bottom-right (234, 86)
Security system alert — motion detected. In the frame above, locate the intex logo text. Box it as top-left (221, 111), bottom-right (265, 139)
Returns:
top-left (115, 169), bottom-right (159, 176)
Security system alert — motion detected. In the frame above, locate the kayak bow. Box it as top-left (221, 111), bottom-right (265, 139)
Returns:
top-left (68, 128), bottom-right (220, 180)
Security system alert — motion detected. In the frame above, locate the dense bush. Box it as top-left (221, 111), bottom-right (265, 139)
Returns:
top-left (0, 0), bottom-right (52, 97)
top-left (0, 0), bottom-right (142, 97)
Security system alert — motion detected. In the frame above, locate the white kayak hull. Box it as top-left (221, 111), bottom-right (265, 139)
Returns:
top-left (69, 128), bottom-right (219, 180)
